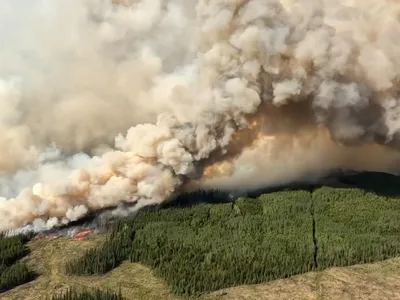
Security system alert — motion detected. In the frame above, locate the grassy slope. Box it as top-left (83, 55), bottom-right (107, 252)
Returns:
top-left (2, 234), bottom-right (400, 300)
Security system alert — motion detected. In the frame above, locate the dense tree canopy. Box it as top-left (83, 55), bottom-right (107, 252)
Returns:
top-left (65, 185), bottom-right (400, 296)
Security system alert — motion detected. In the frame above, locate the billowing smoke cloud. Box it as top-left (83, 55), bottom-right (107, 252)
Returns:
top-left (0, 0), bottom-right (198, 169)
top-left (2, 0), bottom-right (400, 232)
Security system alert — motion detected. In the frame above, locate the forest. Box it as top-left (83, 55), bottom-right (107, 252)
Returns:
top-left (2, 171), bottom-right (400, 298)
top-left (64, 173), bottom-right (400, 296)
top-left (0, 233), bottom-right (35, 292)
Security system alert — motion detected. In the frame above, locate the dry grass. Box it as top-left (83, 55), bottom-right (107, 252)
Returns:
top-left (2, 235), bottom-right (400, 300)
top-left (203, 259), bottom-right (400, 300)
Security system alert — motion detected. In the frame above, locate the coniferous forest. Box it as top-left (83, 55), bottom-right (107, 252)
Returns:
top-left (64, 173), bottom-right (400, 296)
top-left (2, 172), bottom-right (400, 297)
top-left (0, 233), bottom-right (35, 292)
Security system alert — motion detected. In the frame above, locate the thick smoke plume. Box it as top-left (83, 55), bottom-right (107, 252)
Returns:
top-left (1, 0), bottom-right (400, 232)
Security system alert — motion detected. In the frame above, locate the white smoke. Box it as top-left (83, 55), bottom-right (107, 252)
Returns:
top-left (2, 0), bottom-right (400, 232)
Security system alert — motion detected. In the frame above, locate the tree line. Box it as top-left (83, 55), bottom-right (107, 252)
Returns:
top-left (50, 287), bottom-right (124, 300)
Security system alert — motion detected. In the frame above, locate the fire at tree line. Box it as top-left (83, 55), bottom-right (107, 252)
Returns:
top-left (1, 172), bottom-right (400, 299)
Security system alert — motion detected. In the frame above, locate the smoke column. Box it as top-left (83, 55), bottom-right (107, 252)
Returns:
top-left (2, 0), bottom-right (400, 232)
